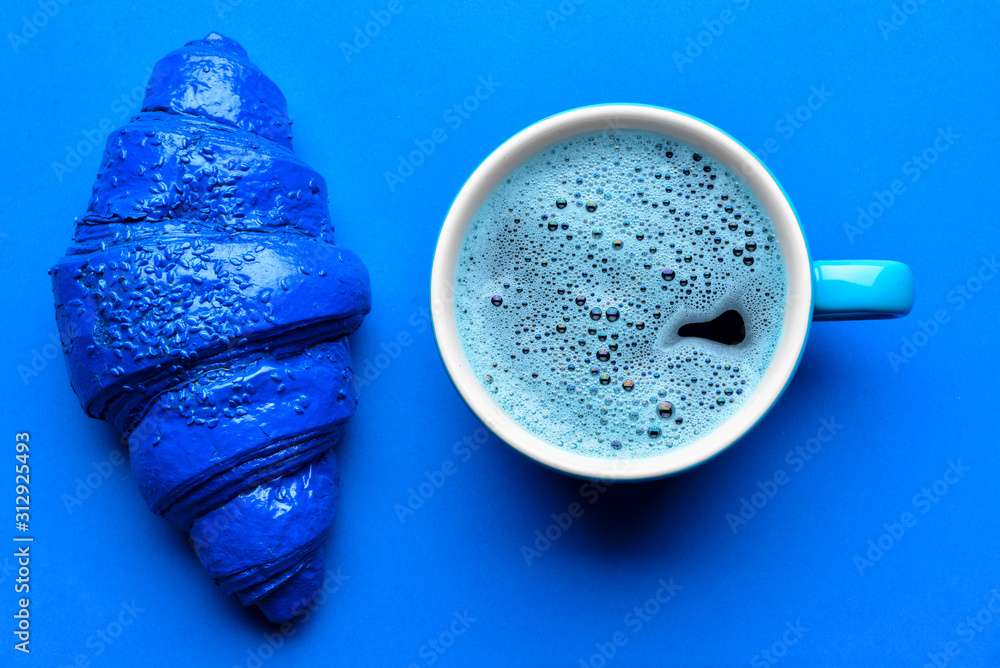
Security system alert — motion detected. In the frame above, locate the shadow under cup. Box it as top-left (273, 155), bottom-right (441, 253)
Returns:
top-left (430, 104), bottom-right (913, 482)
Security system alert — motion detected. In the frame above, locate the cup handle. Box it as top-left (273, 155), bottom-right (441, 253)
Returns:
top-left (812, 260), bottom-right (914, 321)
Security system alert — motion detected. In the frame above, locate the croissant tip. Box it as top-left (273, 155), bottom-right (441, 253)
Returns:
top-left (183, 31), bottom-right (248, 58)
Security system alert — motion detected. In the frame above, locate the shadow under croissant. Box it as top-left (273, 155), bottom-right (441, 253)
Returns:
top-left (50, 33), bottom-right (371, 623)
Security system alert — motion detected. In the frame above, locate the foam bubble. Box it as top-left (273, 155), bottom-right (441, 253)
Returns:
top-left (454, 130), bottom-right (787, 460)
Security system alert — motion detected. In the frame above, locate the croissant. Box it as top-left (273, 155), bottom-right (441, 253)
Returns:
top-left (49, 33), bottom-right (371, 623)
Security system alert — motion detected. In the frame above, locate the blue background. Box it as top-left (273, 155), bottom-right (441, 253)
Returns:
top-left (1, 1), bottom-right (998, 666)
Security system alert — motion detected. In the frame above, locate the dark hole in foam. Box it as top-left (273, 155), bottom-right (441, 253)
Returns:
top-left (677, 310), bottom-right (746, 345)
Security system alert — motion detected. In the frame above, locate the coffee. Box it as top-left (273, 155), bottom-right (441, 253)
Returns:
top-left (453, 129), bottom-right (787, 459)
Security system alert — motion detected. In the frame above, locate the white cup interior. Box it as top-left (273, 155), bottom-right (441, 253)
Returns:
top-left (431, 104), bottom-right (812, 480)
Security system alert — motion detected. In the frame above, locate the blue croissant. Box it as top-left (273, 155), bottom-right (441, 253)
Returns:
top-left (50, 33), bottom-right (371, 623)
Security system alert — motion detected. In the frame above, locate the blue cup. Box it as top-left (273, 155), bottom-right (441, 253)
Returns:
top-left (431, 105), bottom-right (913, 480)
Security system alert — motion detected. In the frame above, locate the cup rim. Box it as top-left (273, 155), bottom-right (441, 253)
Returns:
top-left (430, 103), bottom-right (813, 481)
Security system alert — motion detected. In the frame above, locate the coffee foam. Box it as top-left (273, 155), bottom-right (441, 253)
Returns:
top-left (454, 130), bottom-right (787, 459)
